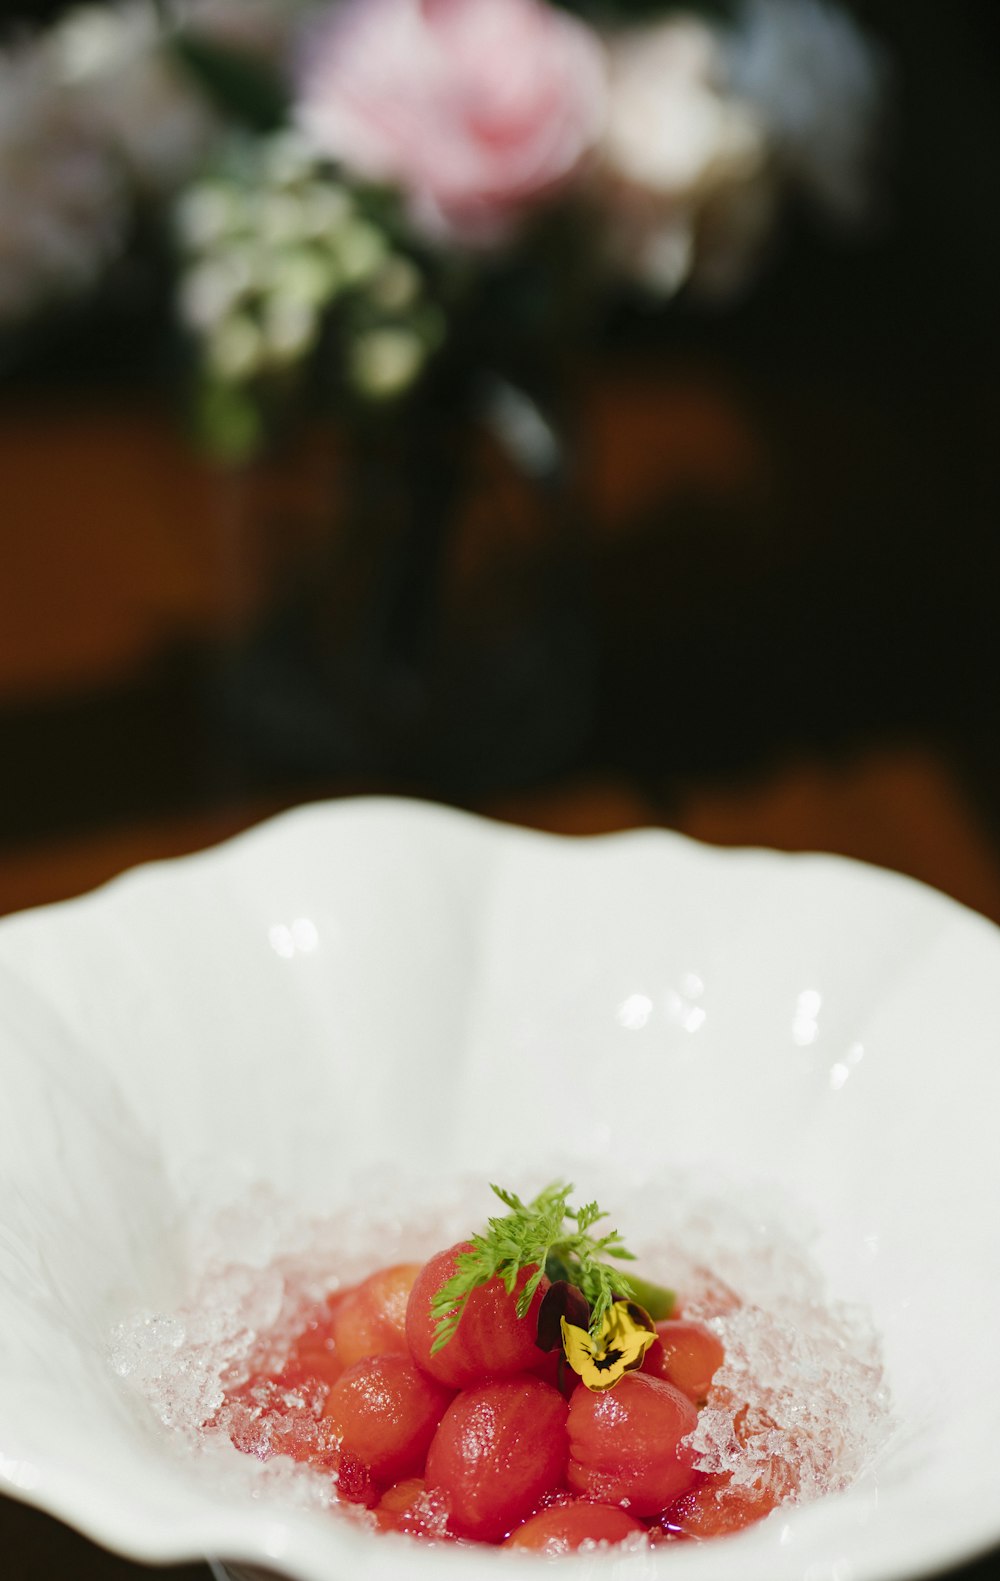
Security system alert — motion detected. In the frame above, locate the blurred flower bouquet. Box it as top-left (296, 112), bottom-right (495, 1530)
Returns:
top-left (0, 0), bottom-right (886, 790)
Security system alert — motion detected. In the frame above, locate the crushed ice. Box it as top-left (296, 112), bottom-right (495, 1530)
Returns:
top-left (108, 1167), bottom-right (892, 1519)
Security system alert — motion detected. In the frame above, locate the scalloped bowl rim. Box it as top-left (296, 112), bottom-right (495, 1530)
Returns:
top-left (0, 797), bottom-right (998, 1581)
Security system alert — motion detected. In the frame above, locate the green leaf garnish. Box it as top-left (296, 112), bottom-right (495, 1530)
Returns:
top-left (430, 1182), bottom-right (673, 1353)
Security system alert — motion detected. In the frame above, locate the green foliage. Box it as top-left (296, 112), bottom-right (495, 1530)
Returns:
top-left (175, 134), bottom-right (444, 457)
top-left (171, 33), bottom-right (290, 132)
top-left (194, 379), bottom-right (262, 464)
top-left (553, 0), bottom-right (737, 22)
top-left (430, 1182), bottom-right (644, 1352)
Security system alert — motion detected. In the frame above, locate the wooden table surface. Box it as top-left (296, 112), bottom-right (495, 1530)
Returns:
top-left (2, 391), bottom-right (999, 1579)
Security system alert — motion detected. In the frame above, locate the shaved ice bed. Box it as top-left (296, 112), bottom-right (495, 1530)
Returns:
top-left (110, 1172), bottom-right (892, 1552)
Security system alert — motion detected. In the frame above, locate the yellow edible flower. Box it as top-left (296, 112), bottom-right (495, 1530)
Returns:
top-left (560, 1299), bottom-right (656, 1391)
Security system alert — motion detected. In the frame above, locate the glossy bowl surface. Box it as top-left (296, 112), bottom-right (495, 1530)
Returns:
top-left (1, 797), bottom-right (999, 1581)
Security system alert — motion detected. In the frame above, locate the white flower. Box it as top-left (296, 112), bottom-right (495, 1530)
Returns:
top-left (0, 42), bottom-right (125, 319)
top-left (0, 1), bottom-right (233, 323)
top-left (350, 325), bottom-right (426, 400)
top-left (598, 17), bottom-right (772, 296)
top-left (723, 0), bottom-right (888, 225)
top-left (603, 20), bottom-right (762, 198)
top-left (49, 1), bottom-right (218, 193)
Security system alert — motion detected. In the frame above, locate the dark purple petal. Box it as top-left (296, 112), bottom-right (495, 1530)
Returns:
top-left (536, 1280), bottom-right (591, 1351)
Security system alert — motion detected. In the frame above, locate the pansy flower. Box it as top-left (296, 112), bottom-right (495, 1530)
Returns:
top-left (560, 1299), bottom-right (657, 1390)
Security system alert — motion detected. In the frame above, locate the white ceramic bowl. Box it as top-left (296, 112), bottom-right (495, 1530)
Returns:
top-left (1, 797), bottom-right (999, 1581)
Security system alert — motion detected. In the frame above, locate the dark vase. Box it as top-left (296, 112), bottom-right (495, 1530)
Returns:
top-left (215, 359), bottom-right (596, 800)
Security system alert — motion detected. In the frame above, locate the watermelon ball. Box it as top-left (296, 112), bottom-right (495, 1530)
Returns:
top-left (665, 1471), bottom-right (780, 1538)
top-left (405, 1242), bottom-right (548, 1389)
top-left (567, 1371), bottom-right (700, 1516)
top-left (642, 1318), bottom-right (726, 1403)
top-left (373, 1477), bottom-right (454, 1539)
top-left (322, 1353), bottom-right (453, 1486)
top-left (425, 1374), bottom-right (568, 1542)
top-left (505, 1499), bottom-right (647, 1551)
top-left (330, 1263), bottom-right (421, 1370)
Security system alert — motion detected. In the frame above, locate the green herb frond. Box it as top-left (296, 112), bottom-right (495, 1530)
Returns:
top-left (430, 1181), bottom-right (637, 1352)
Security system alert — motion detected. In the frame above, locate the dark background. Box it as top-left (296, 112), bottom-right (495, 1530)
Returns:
top-left (1, 0), bottom-right (999, 843)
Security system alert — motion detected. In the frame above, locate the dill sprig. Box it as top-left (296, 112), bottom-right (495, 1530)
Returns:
top-left (430, 1182), bottom-right (637, 1353)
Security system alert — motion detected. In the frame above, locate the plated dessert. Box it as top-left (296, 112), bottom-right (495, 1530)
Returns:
top-left (3, 800), bottom-right (997, 1581)
top-left (193, 1182), bottom-right (890, 1553)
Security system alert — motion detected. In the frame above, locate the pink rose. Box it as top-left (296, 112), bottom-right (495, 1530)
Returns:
top-left (295, 0), bottom-right (606, 246)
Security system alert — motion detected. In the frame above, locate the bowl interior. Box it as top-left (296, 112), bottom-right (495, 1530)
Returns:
top-left (1, 797), bottom-right (999, 1581)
